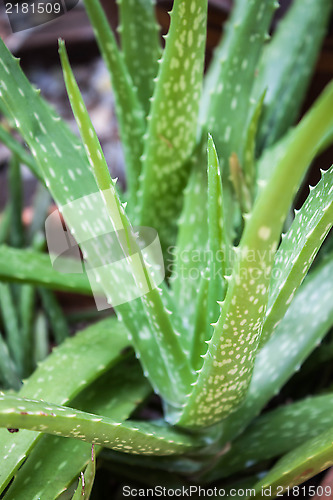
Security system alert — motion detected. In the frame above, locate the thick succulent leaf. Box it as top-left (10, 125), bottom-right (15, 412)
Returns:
top-left (251, 426), bottom-right (333, 498)
top-left (0, 205), bottom-right (11, 245)
top-left (82, 0), bottom-right (145, 203)
top-left (27, 183), bottom-right (52, 243)
top-left (261, 166), bottom-right (333, 345)
top-left (220, 256), bottom-right (333, 446)
top-left (242, 91), bottom-right (266, 198)
top-left (59, 40), bottom-right (194, 403)
top-left (33, 311), bottom-right (48, 364)
top-left (118, 0), bottom-right (161, 116)
top-left (0, 394), bottom-right (206, 456)
top-left (257, 123), bottom-right (333, 197)
top-left (5, 360), bottom-right (151, 500)
top-left (203, 257), bottom-right (333, 482)
top-left (206, 135), bottom-right (228, 328)
top-left (8, 155), bottom-right (24, 248)
top-left (208, 393), bottom-right (333, 480)
top-left (0, 283), bottom-right (23, 373)
top-left (19, 284), bottom-right (35, 377)
top-left (0, 40), bottom-right (186, 405)
top-left (0, 317), bottom-right (130, 494)
top-left (71, 445), bottom-right (95, 500)
top-left (170, 136), bottom-right (208, 341)
top-left (254, 0), bottom-right (333, 153)
top-left (39, 288), bottom-right (70, 344)
top-left (138, 0), bottom-right (208, 254)
top-left (199, 0), bottom-right (247, 123)
top-left (0, 331), bottom-right (21, 391)
top-left (205, 0), bottom-right (275, 151)
top-left (0, 245), bottom-right (92, 294)
top-left (205, 0), bottom-right (277, 239)
top-left (191, 269), bottom-right (209, 371)
top-left (176, 84), bottom-right (333, 429)
top-left (0, 123), bottom-right (41, 180)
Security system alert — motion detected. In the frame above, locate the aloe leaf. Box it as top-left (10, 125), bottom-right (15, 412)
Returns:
top-left (0, 393), bottom-right (206, 456)
top-left (82, 0), bottom-right (145, 204)
top-left (0, 123), bottom-right (41, 180)
top-left (176, 84), bottom-right (333, 429)
top-left (138, 0), bottom-right (208, 253)
top-left (251, 426), bottom-right (333, 498)
top-left (0, 245), bottom-right (92, 294)
top-left (4, 360), bottom-right (151, 500)
top-left (33, 311), bottom-right (49, 364)
top-left (209, 393), bottom-right (333, 480)
top-left (19, 284), bottom-right (35, 376)
top-left (0, 205), bottom-right (11, 245)
top-left (204, 257), bottom-right (333, 482)
top-left (254, 0), bottom-right (333, 153)
top-left (0, 331), bottom-right (21, 391)
top-left (0, 317), bottom-right (130, 494)
top-left (0, 39), bottom-right (179, 405)
top-left (242, 91), bottom-right (266, 198)
top-left (39, 288), bottom-right (69, 344)
top-left (199, 0), bottom-right (247, 123)
top-left (206, 135), bottom-right (227, 328)
top-left (0, 282), bottom-right (23, 374)
top-left (191, 269), bottom-right (209, 371)
top-left (205, 0), bottom-right (277, 238)
top-left (71, 445), bottom-right (96, 500)
top-left (118, 0), bottom-right (161, 116)
top-left (59, 40), bottom-right (194, 404)
top-left (27, 183), bottom-right (51, 244)
top-left (170, 136), bottom-right (208, 340)
top-left (221, 256), bottom-right (333, 445)
top-left (8, 155), bottom-right (24, 248)
top-left (261, 166), bottom-right (333, 346)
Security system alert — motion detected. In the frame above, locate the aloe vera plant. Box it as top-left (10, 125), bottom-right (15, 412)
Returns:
top-left (0, 0), bottom-right (332, 497)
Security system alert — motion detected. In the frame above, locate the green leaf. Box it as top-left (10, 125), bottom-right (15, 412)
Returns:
top-left (205, 0), bottom-right (277, 238)
top-left (0, 123), bottom-right (41, 180)
top-left (220, 256), bottom-right (333, 446)
top-left (59, 39), bottom-right (194, 405)
top-left (0, 283), bottom-right (23, 374)
top-left (71, 445), bottom-right (96, 500)
top-left (19, 284), bottom-right (35, 377)
top-left (170, 136), bottom-right (208, 342)
top-left (242, 91), bottom-right (266, 198)
top-left (0, 38), bottom-right (181, 406)
top-left (254, 0), bottom-right (333, 153)
top-left (118, 0), bottom-right (161, 116)
top-left (0, 245), bottom-right (92, 294)
top-left (203, 257), bottom-right (333, 482)
top-left (176, 83), bottom-right (333, 429)
top-left (191, 269), bottom-right (209, 371)
top-left (0, 205), bottom-right (11, 245)
top-left (261, 166), bottom-right (333, 346)
top-left (251, 426), bottom-right (333, 498)
top-left (8, 154), bottom-right (24, 248)
top-left (0, 394), bottom-right (206, 456)
top-left (39, 288), bottom-right (70, 344)
top-left (206, 135), bottom-right (228, 328)
top-left (208, 393), bottom-right (333, 480)
top-left (82, 0), bottom-right (145, 203)
top-left (0, 331), bottom-right (21, 391)
top-left (4, 360), bottom-right (151, 500)
top-left (138, 0), bottom-right (208, 253)
top-left (33, 311), bottom-right (49, 364)
top-left (0, 317), bottom-right (130, 495)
